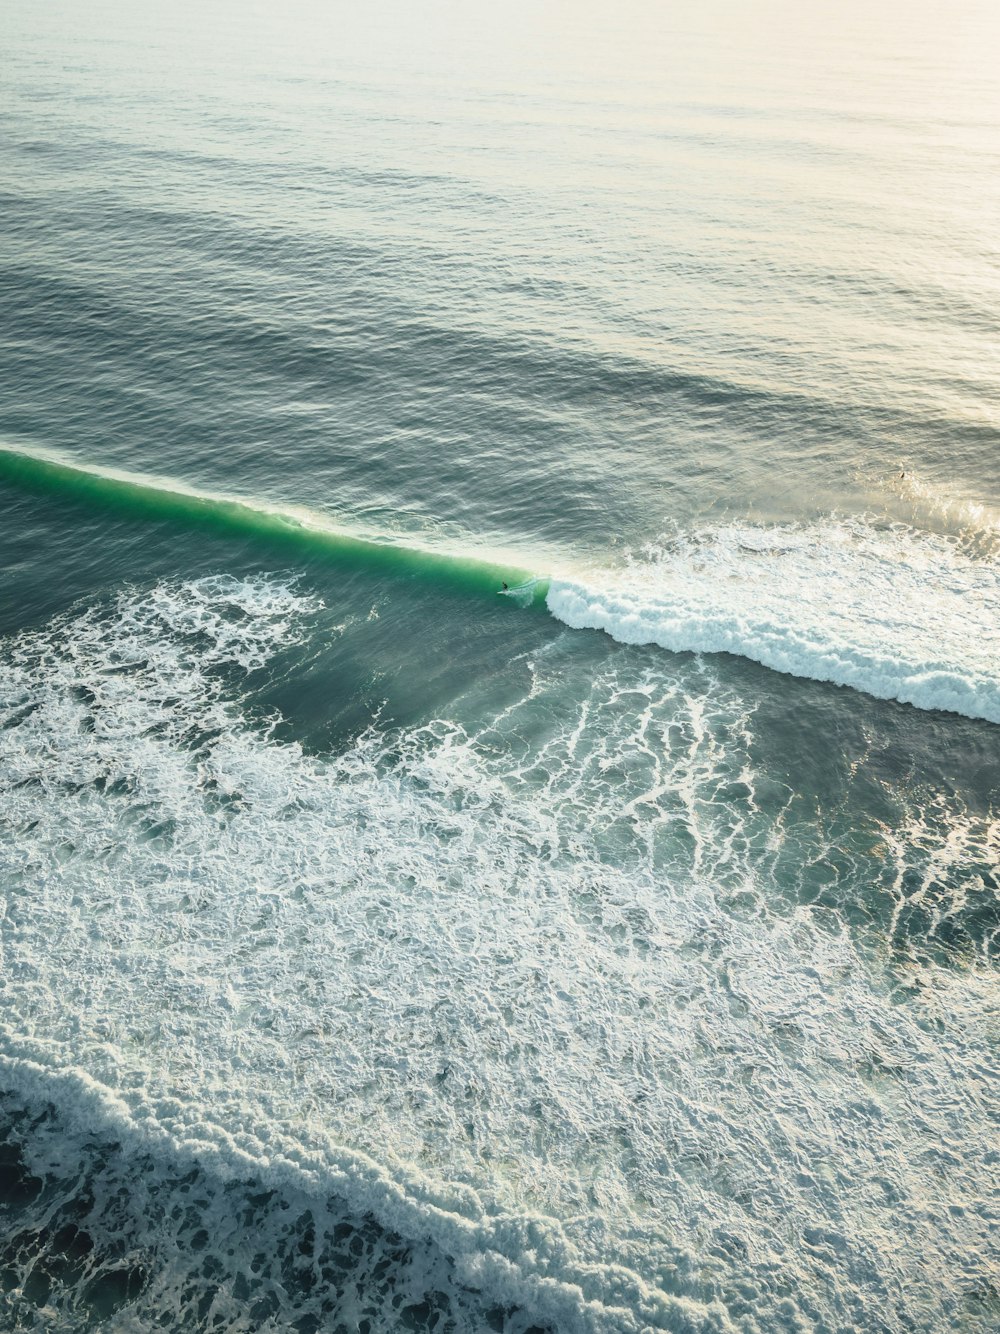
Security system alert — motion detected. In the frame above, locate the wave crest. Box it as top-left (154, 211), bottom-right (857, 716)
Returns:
top-left (547, 520), bottom-right (1000, 724)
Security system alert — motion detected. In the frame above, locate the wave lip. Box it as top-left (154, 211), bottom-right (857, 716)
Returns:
top-left (0, 440), bottom-right (548, 605)
top-left (4, 441), bottom-right (997, 723)
top-left (547, 521), bottom-right (1000, 724)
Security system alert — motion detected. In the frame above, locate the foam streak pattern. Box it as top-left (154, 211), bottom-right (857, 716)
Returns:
top-left (1, 578), bottom-right (998, 1331)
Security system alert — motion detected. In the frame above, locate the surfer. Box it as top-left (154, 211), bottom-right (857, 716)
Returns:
top-left (501, 581), bottom-right (509, 592)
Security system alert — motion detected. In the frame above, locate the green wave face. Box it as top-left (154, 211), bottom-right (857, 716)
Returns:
top-left (0, 445), bottom-right (548, 605)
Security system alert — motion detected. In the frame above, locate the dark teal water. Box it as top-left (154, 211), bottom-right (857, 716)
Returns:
top-left (1, 2), bottom-right (999, 1331)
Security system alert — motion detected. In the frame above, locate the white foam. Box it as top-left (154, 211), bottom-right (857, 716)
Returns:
top-left (547, 519), bottom-right (1000, 724)
top-left (1, 576), bottom-right (997, 1331)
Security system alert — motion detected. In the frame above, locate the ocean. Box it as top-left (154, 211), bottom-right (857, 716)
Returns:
top-left (1, 1), bottom-right (998, 1330)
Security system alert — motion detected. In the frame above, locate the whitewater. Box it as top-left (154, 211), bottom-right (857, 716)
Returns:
top-left (548, 520), bottom-right (1000, 725)
top-left (1, 575), bottom-right (997, 1332)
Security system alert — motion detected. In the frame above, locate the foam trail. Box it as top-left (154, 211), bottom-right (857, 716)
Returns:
top-left (0, 576), bottom-right (747, 1332)
top-left (0, 441), bottom-right (548, 604)
top-left (548, 521), bottom-right (1000, 724)
top-left (1, 575), bottom-right (997, 1332)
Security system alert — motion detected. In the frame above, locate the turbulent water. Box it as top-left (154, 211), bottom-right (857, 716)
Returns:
top-left (1, 2), bottom-right (999, 1331)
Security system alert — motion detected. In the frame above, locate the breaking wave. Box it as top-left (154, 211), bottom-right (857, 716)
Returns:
top-left (548, 519), bottom-right (1000, 724)
top-left (2, 443), bottom-right (998, 725)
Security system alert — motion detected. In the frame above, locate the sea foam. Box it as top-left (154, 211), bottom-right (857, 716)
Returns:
top-left (0, 576), bottom-right (736, 1333)
top-left (1, 575), bottom-right (997, 1332)
top-left (547, 519), bottom-right (1000, 724)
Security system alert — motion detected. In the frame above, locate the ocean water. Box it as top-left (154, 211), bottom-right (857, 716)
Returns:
top-left (1, 1), bottom-right (999, 1330)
